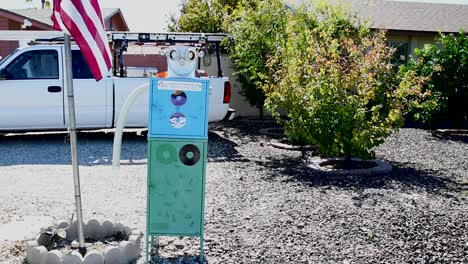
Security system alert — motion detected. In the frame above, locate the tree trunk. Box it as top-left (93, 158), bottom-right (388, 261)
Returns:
top-left (258, 106), bottom-right (264, 119)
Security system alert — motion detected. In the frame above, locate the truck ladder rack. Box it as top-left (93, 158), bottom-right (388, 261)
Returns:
top-left (0, 30), bottom-right (232, 45)
top-left (109, 32), bottom-right (232, 45)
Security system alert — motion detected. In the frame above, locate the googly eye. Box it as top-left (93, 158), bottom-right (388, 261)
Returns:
top-left (169, 50), bottom-right (179, 60)
top-left (186, 50), bottom-right (196, 61)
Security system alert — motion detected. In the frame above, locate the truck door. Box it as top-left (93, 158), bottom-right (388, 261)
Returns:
top-left (66, 49), bottom-right (108, 128)
top-left (0, 48), bottom-right (65, 130)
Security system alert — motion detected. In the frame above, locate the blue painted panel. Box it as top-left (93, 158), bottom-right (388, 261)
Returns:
top-left (148, 77), bottom-right (209, 139)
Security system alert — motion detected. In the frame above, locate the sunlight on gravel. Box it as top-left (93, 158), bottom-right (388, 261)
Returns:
top-left (0, 122), bottom-right (467, 263)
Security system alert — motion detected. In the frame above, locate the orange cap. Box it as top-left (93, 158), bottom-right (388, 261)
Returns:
top-left (155, 71), bottom-right (168, 78)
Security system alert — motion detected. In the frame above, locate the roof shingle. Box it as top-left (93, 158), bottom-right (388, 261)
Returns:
top-left (286, 0), bottom-right (468, 33)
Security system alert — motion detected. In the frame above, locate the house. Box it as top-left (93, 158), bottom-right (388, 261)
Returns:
top-left (286, 0), bottom-right (468, 63)
top-left (0, 8), bottom-right (129, 58)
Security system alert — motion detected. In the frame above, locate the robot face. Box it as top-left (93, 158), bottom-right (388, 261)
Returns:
top-left (166, 46), bottom-right (203, 78)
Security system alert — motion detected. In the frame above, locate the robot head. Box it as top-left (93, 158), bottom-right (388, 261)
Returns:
top-left (163, 45), bottom-right (204, 78)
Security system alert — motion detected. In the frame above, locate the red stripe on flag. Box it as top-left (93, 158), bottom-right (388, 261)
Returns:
top-left (51, 0), bottom-right (62, 31)
top-left (52, 0), bottom-right (112, 81)
top-left (59, 9), bottom-right (104, 80)
top-left (70, 0), bottom-right (112, 70)
top-left (89, 0), bottom-right (105, 28)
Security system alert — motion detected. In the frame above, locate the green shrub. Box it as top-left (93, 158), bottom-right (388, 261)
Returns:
top-left (167, 0), bottom-right (235, 33)
top-left (264, 0), bottom-right (427, 160)
top-left (227, 0), bottom-right (288, 117)
top-left (402, 30), bottom-right (468, 127)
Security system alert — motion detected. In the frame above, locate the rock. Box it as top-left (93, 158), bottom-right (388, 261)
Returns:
top-left (25, 240), bottom-right (39, 248)
top-left (83, 250), bottom-right (105, 264)
top-left (129, 234), bottom-right (142, 249)
top-left (86, 219), bottom-right (101, 239)
top-left (57, 221), bottom-right (69, 229)
top-left (173, 240), bottom-right (186, 249)
top-left (36, 233), bottom-right (51, 247)
top-left (66, 221), bottom-right (85, 241)
top-left (103, 246), bottom-right (125, 264)
top-left (40, 250), bottom-right (62, 264)
top-left (62, 251), bottom-right (84, 264)
top-left (71, 240), bottom-right (80, 248)
top-left (101, 220), bottom-right (114, 239)
top-left (119, 240), bottom-right (139, 262)
top-left (25, 245), bottom-right (47, 264)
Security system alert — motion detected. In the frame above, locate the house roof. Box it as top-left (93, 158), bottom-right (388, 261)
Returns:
top-left (286, 0), bottom-right (468, 33)
top-left (0, 8), bottom-right (128, 30)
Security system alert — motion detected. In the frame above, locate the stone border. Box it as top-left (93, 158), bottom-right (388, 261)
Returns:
top-left (432, 129), bottom-right (468, 138)
top-left (24, 219), bottom-right (142, 264)
top-left (238, 117), bottom-right (279, 124)
top-left (307, 157), bottom-right (392, 175)
top-left (258, 127), bottom-right (285, 137)
top-left (270, 140), bottom-right (316, 151)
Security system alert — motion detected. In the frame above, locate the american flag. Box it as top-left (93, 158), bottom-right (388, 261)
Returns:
top-left (51, 0), bottom-right (112, 81)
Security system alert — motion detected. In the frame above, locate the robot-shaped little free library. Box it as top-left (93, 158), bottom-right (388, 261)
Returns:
top-left (136, 33), bottom-right (231, 263)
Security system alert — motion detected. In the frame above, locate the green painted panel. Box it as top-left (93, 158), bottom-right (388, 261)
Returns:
top-left (147, 138), bottom-right (207, 235)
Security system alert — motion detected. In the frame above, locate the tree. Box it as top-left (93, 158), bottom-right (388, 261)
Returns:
top-left (402, 30), bottom-right (468, 128)
top-left (264, 0), bottom-right (427, 164)
top-left (227, 0), bottom-right (288, 117)
top-left (167, 0), bottom-right (239, 33)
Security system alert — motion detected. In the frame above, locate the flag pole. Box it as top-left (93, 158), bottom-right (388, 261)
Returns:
top-left (64, 33), bottom-right (87, 256)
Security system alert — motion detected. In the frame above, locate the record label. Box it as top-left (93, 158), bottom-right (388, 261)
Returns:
top-left (169, 112), bottom-right (186, 129)
top-left (171, 90), bottom-right (187, 106)
top-left (156, 144), bottom-right (178, 164)
top-left (179, 144), bottom-right (201, 166)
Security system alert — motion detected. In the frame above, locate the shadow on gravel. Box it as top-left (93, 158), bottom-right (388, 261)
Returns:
top-left (0, 130), bottom-right (246, 166)
top-left (207, 132), bottom-right (247, 163)
top-left (258, 157), bottom-right (461, 195)
top-left (432, 134), bottom-right (468, 144)
top-left (211, 119), bottom-right (282, 140)
top-left (150, 256), bottom-right (206, 264)
top-left (0, 131), bottom-right (147, 166)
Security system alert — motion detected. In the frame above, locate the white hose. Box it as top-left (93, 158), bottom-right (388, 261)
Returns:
top-left (112, 83), bottom-right (149, 174)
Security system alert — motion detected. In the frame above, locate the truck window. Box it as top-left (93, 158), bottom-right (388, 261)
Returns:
top-left (72, 50), bottom-right (93, 79)
top-left (4, 50), bottom-right (59, 80)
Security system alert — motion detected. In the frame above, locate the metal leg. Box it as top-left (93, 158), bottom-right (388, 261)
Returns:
top-left (146, 234), bottom-right (150, 264)
top-left (154, 236), bottom-right (160, 256)
top-left (199, 235), bottom-right (204, 264)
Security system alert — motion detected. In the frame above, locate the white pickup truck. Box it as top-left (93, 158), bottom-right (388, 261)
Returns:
top-left (0, 44), bottom-right (234, 132)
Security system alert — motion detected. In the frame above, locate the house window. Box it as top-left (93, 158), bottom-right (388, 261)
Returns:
top-left (4, 50), bottom-right (59, 79)
top-left (388, 42), bottom-right (409, 65)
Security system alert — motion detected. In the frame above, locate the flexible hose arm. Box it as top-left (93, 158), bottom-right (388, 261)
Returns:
top-left (112, 83), bottom-right (149, 174)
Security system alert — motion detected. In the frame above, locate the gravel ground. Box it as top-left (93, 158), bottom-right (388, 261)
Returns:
top-left (0, 119), bottom-right (467, 264)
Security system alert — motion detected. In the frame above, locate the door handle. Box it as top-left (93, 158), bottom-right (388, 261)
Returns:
top-left (48, 86), bottom-right (62, 93)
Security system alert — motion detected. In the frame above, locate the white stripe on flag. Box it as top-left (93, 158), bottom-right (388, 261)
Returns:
top-left (60, 1), bottom-right (110, 77)
top-left (80, 0), bottom-right (112, 59)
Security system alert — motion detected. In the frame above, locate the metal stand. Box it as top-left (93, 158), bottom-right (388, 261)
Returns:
top-left (64, 33), bottom-right (86, 256)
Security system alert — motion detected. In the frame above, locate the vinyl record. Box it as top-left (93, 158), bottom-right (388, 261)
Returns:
top-left (171, 90), bottom-right (187, 106)
top-left (169, 112), bottom-right (186, 129)
top-left (179, 144), bottom-right (201, 166)
top-left (156, 143), bottom-right (178, 164)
